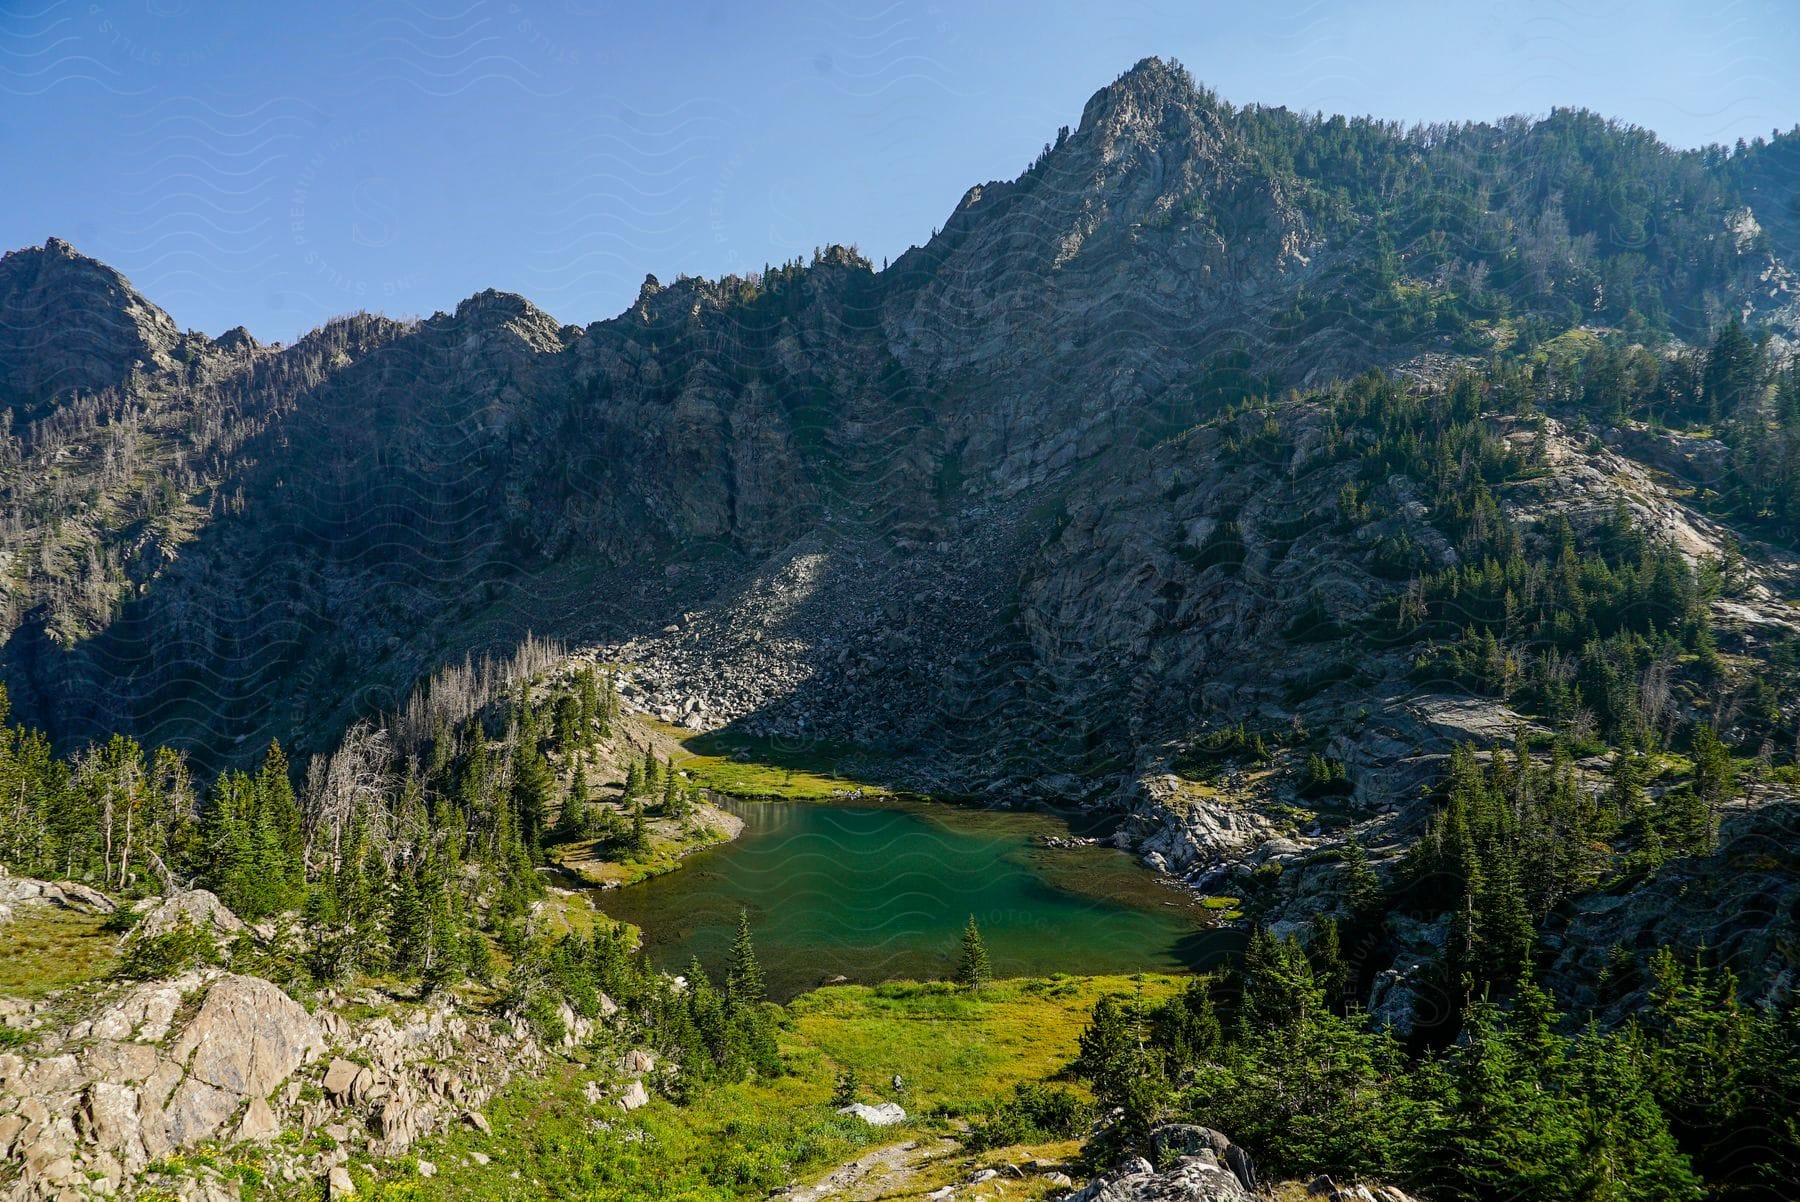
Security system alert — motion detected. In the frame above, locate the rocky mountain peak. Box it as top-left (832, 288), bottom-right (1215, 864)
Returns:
top-left (0, 238), bottom-right (182, 412)
top-left (1078, 56), bottom-right (1216, 134)
top-left (448, 288), bottom-right (567, 355)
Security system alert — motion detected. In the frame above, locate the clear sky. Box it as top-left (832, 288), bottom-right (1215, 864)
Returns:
top-left (5, 0), bottom-right (1798, 342)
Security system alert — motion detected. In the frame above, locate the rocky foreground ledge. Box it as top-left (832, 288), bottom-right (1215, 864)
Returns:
top-left (0, 879), bottom-right (646, 1202)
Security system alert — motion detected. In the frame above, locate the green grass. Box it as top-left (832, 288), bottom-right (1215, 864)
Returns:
top-left (356, 973), bottom-right (1182, 1201)
top-left (644, 721), bottom-right (895, 801)
top-left (0, 906), bottom-right (119, 998)
top-left (552, 814), bottom-right (737, 888)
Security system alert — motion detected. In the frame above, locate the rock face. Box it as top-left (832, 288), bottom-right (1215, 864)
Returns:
top-left (134, 889), bottom-right (245, 940)
top-left (162, 975), bottom-right (322, 1143)
top-left (0, 972), bottom-right (317, 1197)
top-left (1545, 798), bottom-right (1800, 1019)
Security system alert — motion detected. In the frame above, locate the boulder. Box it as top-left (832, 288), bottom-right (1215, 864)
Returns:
top-left (323, 1058), bottom-right (360, 1102)
top-left (137, 889), bottom-right (245, 940)
top-left (52, 881), bottom-right (116, 914)
top-left (168, 975), bottom-right (321, 1099)
top-left (0, 873), bottom-right (116, 918)
top-left (233, 1096), bottom-right (280, 1143)
top-left (617, 1080), bottom-right (650, 1111)
top-left (835, 1101), bottom-right (906, 1126)
top-left (1150, 1123), bottom-right (1254, 1191)
top-left (1066, 1154), bottom-right (1254, 1201)
top-left (329, 1164), bottom-right (357, 1197)
top-left (157, 975), bottom-right (321, 1144)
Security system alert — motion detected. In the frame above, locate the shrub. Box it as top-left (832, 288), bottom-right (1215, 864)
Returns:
top-left (117, 913), bottom-right (221, 979)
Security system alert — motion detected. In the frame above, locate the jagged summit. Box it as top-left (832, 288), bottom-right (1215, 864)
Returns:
top-left (1079, 55), bottom-right (1216, 127)
top-left (448, 287), bottom-right (568, 353)
top-left (0, 237), bottom-right (182, 412)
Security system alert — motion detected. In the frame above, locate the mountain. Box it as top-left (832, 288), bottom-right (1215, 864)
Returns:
top-left (8, 55), bottom-right (1800, 1202)
top-left (2, 57), bottom-right (1798, 798)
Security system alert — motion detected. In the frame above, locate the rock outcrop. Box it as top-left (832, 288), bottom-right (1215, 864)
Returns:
top-left (1061, 1125), bottom-right (1418, 1202)
top-left (0, 873), bottom-right (115, 927)
top-left (0, 964), bottom-right (572, 1201)
top-left (0, 971), bottom-right (319, 1198)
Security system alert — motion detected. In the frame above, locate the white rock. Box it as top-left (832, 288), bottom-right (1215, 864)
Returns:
top-left (835, 1101), bottom-right (906, 1126)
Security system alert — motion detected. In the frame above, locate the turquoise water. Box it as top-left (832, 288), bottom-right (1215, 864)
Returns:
top-left (597, 799), bottom-right (1227, 999)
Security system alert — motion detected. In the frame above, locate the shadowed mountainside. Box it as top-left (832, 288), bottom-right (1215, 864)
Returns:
top-left (2, 58), bottom-right (1798, 791)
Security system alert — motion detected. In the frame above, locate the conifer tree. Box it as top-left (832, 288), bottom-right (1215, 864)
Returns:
top-left (1341, 834), bottom-right (1383, 921)
top-left (957, 914), bottom-right (992, 989)
top-left (626, 801), bottom-right (649, 860)
top-left (578, 666), bottom-right (599, 744)
top-left (725, 910), bottom-right (767, 1007)
top-left (1309, 916), bottom-right (1350, 1010)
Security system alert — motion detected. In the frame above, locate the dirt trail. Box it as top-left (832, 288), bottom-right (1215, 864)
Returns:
top-left (780, 1136), bottom-right (959, 1201)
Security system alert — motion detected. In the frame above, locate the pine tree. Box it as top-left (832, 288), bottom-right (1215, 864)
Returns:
top-left (956, 914), bottom-right (992, 989)
top-left (554, 692), bottom-right (580, 751)
top-left (558, 759), bottom-right (590, 842)
top-left (1309, 917), bottom-right (1350, 1010)
top-left (626, 801), bottom-right (649, 860)
top-left (511, 734), bottom-right (554, 856)
top-left (1240, 925), bottom-right (1321, 1032)
top-left (578, 666), bottom-right (599, 744)
top-left (257, 740), bottom-right (304, 900)
top-left (1342, 835), bottom-right (1383, 920)
top-left (1074, 994), bottom-right (1135, 1097)
top-left (725, 910), bottom-right (766, 1007)
top-left (1569, 1026), bottom-right (1704, 1202)
top-left (1689, 723), bottom-right (1733, 847)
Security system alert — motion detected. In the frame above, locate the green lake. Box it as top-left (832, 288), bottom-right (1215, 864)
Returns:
top-left (597, 798), bottom-right (1232, 999)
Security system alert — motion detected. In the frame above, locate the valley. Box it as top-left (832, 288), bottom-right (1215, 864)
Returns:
top-left (3, 51), bottom-right (1800, 1202)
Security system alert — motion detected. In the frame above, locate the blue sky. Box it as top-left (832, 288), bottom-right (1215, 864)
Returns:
top-left (5, 0), bottom-right (1798, 341)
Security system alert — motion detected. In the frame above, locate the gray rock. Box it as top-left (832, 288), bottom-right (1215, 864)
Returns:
top-left (137, 890), bottom-right (245, 940)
